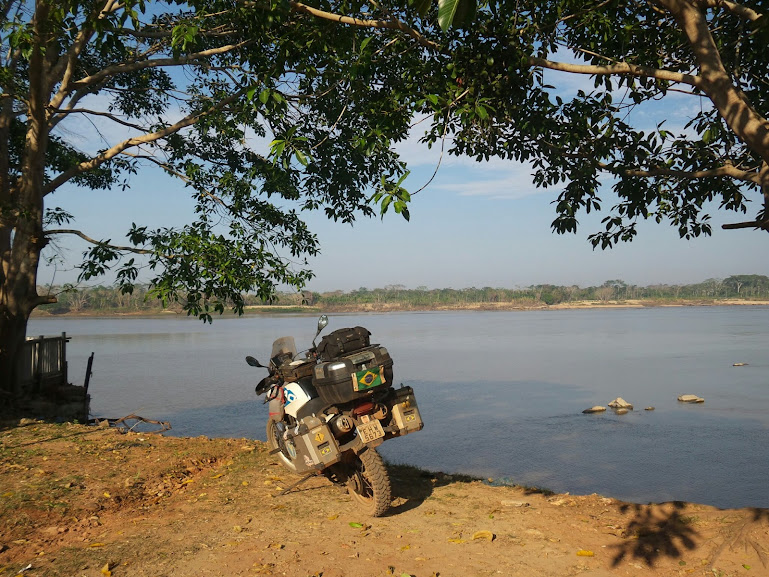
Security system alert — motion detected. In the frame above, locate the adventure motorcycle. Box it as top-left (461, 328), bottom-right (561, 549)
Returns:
top-left (246, 316), bottom-right (423, 517)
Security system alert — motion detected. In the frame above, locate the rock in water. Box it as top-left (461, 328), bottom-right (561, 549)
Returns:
top-left (608, 397), bottom-right (634, 410)
top-left (677, 394), bottom-right (705, 403)
top-left (644, 406), bottom-right (655, 411)
top-left (582, 406), bottom-right (607, 414)
top-left (614, 408), bottom-right (629, 415)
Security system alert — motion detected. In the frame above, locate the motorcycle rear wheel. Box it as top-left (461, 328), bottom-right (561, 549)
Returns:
top-left (346, 447), bottom-right (391, 517)
top-left (266, 419), bottom-right (299, 474)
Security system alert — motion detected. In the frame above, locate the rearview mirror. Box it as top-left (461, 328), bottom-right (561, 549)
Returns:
top-left (245, 356), bottom-right (265, 368)
top-left (313, 314), bottom-right (329, 347)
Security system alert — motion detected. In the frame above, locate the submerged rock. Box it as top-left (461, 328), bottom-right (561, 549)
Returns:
top-left (582, 406), bottom-right (607, 414)
top-left (614, 408), bottom-right (629, 415)
top-left (677, 394), bottom-right (705, 403)
top-left (608, 397), bottom-right (634, 410)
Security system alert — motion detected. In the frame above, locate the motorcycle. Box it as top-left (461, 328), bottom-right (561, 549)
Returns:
top-left (246, 315), bottom-right (423, 517)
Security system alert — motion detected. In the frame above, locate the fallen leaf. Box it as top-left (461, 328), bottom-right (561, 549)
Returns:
top-left (472, 530), bottom-right (495, 541)
top-left (349, 522), bottom-right (363, 528)
top-left (252, 562), bottom-right (275, 574)
top-left (448, 538), bottom-right (466, 544)
top-left (242, 481), bottom-right (249, 487)
top-left (327, 514), bottom-right (339, 520)
top-left (576, 549), bottom-right (594, 557)
top-left (103, 492), bottom-right (111, 498)
top-left (399, 544), bottom-right (411, 551)
top-left (89, 542), bottom-right (106, 548)
top-left (100, 563), bottom-right (112, 577)
top-left (211, 473), bottom-right (224, 479)
top-left (743, 564), bottom-right (751, 570)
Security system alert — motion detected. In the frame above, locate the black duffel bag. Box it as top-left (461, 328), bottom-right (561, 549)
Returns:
top-left (317, 326), bottom-right (371, 360)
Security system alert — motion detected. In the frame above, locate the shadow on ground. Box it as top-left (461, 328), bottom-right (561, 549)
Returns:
top-left (386, 464), bottom-right (479, 516)
top-left (611, 501), bottom-right (698, 567)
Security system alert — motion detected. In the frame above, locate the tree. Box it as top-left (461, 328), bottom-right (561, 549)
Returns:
top-left (0, 0), bottom-right (427, 390)
top-left (416, 0), bottom-right (769, 244)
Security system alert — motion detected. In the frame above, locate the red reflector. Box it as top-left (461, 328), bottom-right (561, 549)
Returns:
top-left (352, 401), bottom-right (375, 416)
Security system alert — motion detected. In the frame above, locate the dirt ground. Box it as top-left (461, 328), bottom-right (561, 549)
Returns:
top-left (1, 422), bottom-right (767, 577)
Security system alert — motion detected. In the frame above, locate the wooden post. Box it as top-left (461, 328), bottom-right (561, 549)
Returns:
top-left (35, 335), bottom-right (44, 394)
top-left (83, 352), bottom-right (94, 422)
top-left (83, 353), bottom-right (94, 394)
top-left (61, 332), bottom-right (68, 384)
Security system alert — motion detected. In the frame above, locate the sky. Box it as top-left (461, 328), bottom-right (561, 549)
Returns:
top-left (39, 69), bottom-right (767, 294)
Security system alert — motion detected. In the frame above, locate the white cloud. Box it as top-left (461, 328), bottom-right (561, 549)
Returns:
top-left (432, 163), bottom-right (542, 200)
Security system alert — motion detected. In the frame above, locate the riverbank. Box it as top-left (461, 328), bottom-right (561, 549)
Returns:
top-left (2, 422), bottom-right (767, 577)
top-left (31, 298), bottom-right (769, 318)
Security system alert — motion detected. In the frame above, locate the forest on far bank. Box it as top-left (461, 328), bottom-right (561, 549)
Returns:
top-left (33, 275), bottom-right (769, 316)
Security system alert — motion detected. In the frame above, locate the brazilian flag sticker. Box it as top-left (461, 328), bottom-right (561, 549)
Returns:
top-left (352, 366), bottom-right (386, 391)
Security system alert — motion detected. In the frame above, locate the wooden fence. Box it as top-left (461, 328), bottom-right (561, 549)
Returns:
top-left (16, 332), bottom-right (70, 395)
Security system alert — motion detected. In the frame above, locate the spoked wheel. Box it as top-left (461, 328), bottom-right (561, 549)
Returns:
top-left (266, 419), bottom-right (299, 474)
top-left (346, 447), bottom-right (391, 517)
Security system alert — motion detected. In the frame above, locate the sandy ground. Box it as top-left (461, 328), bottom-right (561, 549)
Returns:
top-left (1, 422), bottom-right (767, 577)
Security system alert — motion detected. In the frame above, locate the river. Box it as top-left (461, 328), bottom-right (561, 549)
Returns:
top-left (28, 306), bottom-right (769, 509)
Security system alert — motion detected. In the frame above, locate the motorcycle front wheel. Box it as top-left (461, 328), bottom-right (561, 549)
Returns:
top-left (266, 419), bottom-right (299, 474)
top-left (346, 447), bottom-right (391, 517)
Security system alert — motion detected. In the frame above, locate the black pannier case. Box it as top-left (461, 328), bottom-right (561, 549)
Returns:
top-left (316, 326), bottom-right (371, 361)
top-left (312, 346), bottom-right (394, 405)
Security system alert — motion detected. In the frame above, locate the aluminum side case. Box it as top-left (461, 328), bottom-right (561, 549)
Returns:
top-left (387, 386), bottom-right (424, 436)
top-left (284, 416), bottom-right (341, 474)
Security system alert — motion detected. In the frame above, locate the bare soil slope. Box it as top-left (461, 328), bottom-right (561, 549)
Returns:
top-left (1, 422), bottom-right (767, 577)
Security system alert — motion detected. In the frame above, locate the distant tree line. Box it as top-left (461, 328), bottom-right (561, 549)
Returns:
top-left (34, 275), bottom-right (769, 316)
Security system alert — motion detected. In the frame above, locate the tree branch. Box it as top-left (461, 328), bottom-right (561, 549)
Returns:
top-left (288, 1), bottom-right (441, 51)
top-left (695, 0), bottom-right (762, 22)
top-left (617, 163), bottom-right (761, 184)
top-left (44, 229), bottom-right (154, 254)
top-left (48, 107), bottom-right (150, 132)
top-left (528, 57), bottom-right (704, 88)
top-left (69, 41), bottom-right (251, 93)
top-left (43, 89), bottom-right (246, 194)
top-left (721, 219), bottom-right (769, 230)
top-left (48, 0), bottom-right (121, 109)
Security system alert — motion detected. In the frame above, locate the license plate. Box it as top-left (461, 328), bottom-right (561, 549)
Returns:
top-left (356, 419), bottom-right (385, 444)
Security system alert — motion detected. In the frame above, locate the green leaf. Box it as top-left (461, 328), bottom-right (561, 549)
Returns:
top-left (413, 0), bottom-right (432, 17)
top-left (438, 0), bottom-right (475, 30)
top-left (360, 36), bottom-right (373, 52)
top-left (259, 89), bottom-right (270, 105)
top-left (381, 195), bottom-right (392, 216)
top-left (437, 0), bottom-right (460, 31)
top-left (453, 0), bottom-right (477, 27)
top-left (349, 522), bottom-right (363, 528)
top-left (295, 150), bottom-right (308, 167)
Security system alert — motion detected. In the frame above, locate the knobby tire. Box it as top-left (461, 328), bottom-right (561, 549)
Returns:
top-left (266, 419), bottom-right (299, 474)
top-left (347, 447), bottom-right (391, 517)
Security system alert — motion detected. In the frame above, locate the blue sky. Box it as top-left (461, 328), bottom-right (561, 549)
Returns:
top-left (40, 69), bottom-right (767, 293)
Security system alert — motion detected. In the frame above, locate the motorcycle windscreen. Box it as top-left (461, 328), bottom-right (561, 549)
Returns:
top-left (271, 336), bottom-right (297, 359)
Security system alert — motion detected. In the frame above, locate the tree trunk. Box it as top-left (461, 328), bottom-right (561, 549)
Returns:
top-left (0, 302), bottom-right (32, 395)
top-left (0, 2), bottom-right (54, 394)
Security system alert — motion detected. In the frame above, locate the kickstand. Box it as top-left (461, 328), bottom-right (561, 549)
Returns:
top-left (279, 472), bottom-right (318, 496)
